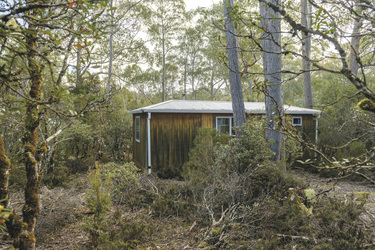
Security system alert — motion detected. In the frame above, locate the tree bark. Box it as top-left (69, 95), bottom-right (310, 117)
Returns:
top-left (0, 134), bottom-right (11, 207)
top-left (107, 0), bottom-right (114, 96)
top-left (348, 0), bottom-right (362, 84)
top-left (162, 26), bottom-right (166, 102)
top-left (260, 0), bottom-right (284, 161)
top-left (223, 0), bottom-right (246, 128)
top-left (76, 46), bottom-right (82, 89)
top-left (301, 0), bottom-right (313, 108)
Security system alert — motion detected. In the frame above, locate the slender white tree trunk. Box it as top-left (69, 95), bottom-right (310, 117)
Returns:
top-left (223, 0), bottom-right (246, 128)
top-left (162, 27), bottom-right (166, 102)
top-left (301, 0), bottom-right (313, 108)
top-left (260, 0), bottom-right (284, 161)
top-left (348, 0), bottom-right (363, 83)
top-left (107, 0), bottom-right (114, 96)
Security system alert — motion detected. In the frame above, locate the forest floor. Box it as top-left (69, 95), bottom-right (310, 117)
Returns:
top-left (1, 170), bottom-right (375, 249)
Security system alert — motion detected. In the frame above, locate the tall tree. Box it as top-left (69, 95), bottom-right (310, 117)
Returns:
top-left (146, 0), bottom-right (186, 101)
top-left (348, 0), bottom-right (363, 84)
top-left (301, 0), bottom-right (313, 108)
top-left (0, 1), bottom-right (109, 248)
top-left (260, 0), bottom-right (284, 161)
top-left (223, 0), bottom-right (246, 128)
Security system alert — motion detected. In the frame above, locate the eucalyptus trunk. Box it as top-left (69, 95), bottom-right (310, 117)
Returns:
top-left (348, 0), bottom-right (363, 84)
top-left (162, 27), bottom-right (166, 102)
top-left (107, 0), bottom-right (114, 96)
top-left (223, 0), bottom-right (246, 128)
top-left (260, 0), bottom-right (284, 161)
top-left (301, 0), bottom-right (313, 109)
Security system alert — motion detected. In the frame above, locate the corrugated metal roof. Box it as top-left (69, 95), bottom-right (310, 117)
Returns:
top-left (128, 100), bottom-right (322, 115)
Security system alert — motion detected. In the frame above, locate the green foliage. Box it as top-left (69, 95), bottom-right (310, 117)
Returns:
top-left (93, 209), bottom-right (151, 249)
top-left (284, 133), bottom-right (303, 166)
top-left (182, 127), bottom-right (219, 181)
top-left (58, 120), bottom-right (98, 172)
top-left (84, 164), bottom-right (112, 247)
top-left (8, 165), bottom-right (26, 190)
top-left (349, 141), bottom-right (367, 158)
top-left (183, 121), bottom-right (272, 182)
top-left (101, 162), bottom-right (140, 206)
top-left (151, 196), bottom-right (195, 218)
top-left (138, 177), bottom-right (196, 220)
top-left (226, 189), bottom-right (369, 249)
top-left (42, 166), bottom-right (71, 189)
top-left (0, 200), bottom-right (11, 229)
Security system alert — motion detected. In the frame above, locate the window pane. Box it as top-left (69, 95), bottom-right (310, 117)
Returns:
top-left (292, 117), bottom-right (302, 126)
top-left (217, 118), bottom-right (230, 134)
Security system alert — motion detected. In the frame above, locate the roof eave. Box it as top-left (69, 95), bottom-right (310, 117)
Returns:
top-left (129, 110), bottom-right (321, 115)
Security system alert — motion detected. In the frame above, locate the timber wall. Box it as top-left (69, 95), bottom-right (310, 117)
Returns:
top-left (132, 113), bottom-right (148, 169)
top-left (133, 112), bottom-right (317, 173)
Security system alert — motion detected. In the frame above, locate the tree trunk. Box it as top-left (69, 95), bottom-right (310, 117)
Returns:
top-left (301, 0), bottom-right (313, 109)
top-left (0, 134), bottom-right (11, 207)
top-left (107, 0), bottom-right (114, 96)
top-left (348, 0), bottom-right (363, 84)
top-left (162, 26), bottom-right (166, 102)
top-left (260, 0), bottom-right (284, 161)
top-left (210, 61), bottom-right (215, 101)
top-left (223, 0), bottom-right (246, 128)
top-left (4, 8), bottom-right (46, 247)
top-left (76, 46), bottom-right (82, 89)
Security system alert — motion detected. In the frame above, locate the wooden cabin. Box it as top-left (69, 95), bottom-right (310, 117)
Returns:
top-left (129, 100), bottom-right (321, 176)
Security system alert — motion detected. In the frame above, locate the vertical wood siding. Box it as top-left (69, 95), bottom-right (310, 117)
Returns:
top-left (133, 113), bottom-right (148, 169)
top-left (133, 112), bottom-right (318, 173)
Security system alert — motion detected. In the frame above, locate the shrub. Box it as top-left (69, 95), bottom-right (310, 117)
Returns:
top-left (8, 165), bottom-right (26, 190)
top-left (101, 162), bottom-right (141, 206)
top-left (42, 166), bottom-right (71, 188)
top-left (83, 164), bottom-right (112, 248)
top-left (94, 209), bottom-right (151, 249)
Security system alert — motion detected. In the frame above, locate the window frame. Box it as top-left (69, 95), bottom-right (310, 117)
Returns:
top-left (216, 116), bottom-right (233, 136)
top-left (135, 116), bottom-right (141, 143)
top-left (292, 116), bottom-right (302, 127)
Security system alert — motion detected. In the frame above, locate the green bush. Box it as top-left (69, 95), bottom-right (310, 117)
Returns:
top-left (8, 165), bottom-right (26, 190)
top-left (42, 166), bottom-right (71, 188)
top-left (101, 162), bottom-right (141, 206)
top-left (96, 209), bottom-right (151, 249)
top-left (83, 164), bottom-right (112, 248)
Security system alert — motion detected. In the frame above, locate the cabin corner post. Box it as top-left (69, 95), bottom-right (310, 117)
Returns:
top-left (147, 113), bottom-right (151, 174)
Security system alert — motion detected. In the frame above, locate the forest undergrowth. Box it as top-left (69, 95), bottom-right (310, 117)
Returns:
top-left (1, 124), bottom-right (375, 249)
top-left (1, 166), bottom-right (375, 249)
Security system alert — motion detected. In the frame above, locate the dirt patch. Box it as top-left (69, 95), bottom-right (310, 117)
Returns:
top-left (0, 174), bottom-right (90, 250)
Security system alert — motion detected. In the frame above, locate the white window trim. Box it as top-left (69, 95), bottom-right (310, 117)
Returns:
top-left (292, 116), bottom-right (302, 127)
top-left (216, 116), bottom-right (233, 136)
top-left (135, 116), bottom-right (141, 143)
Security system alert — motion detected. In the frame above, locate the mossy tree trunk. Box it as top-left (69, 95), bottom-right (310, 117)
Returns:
top-left (0, 134), bottom-right (11, 207)
top-left (19, 19), bottom-right (43, 249)
top-left (5, 7), bottom-right (43, 249)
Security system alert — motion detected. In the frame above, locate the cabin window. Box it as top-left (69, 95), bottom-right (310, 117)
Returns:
top-left (292, 116), bottom-right (302, 127)
top-left (216, 117), bottom-right (233, 135)
top-left (135, 116), bottom-right (140, 142)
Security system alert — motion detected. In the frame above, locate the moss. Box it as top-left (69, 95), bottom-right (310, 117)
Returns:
top-left (0, 134), bottom-right (11, 205)
top-left (357, 99), bottom-right (375, 112)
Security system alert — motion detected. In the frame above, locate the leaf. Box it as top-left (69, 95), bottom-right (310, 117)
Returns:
top-left (73, 44), bottom-right (85, 48)
top-left (68, 1), bottom-right (76, 8)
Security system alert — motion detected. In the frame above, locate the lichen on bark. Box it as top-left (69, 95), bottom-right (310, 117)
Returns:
top-left (357, 99), bottom-right (375, 113)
